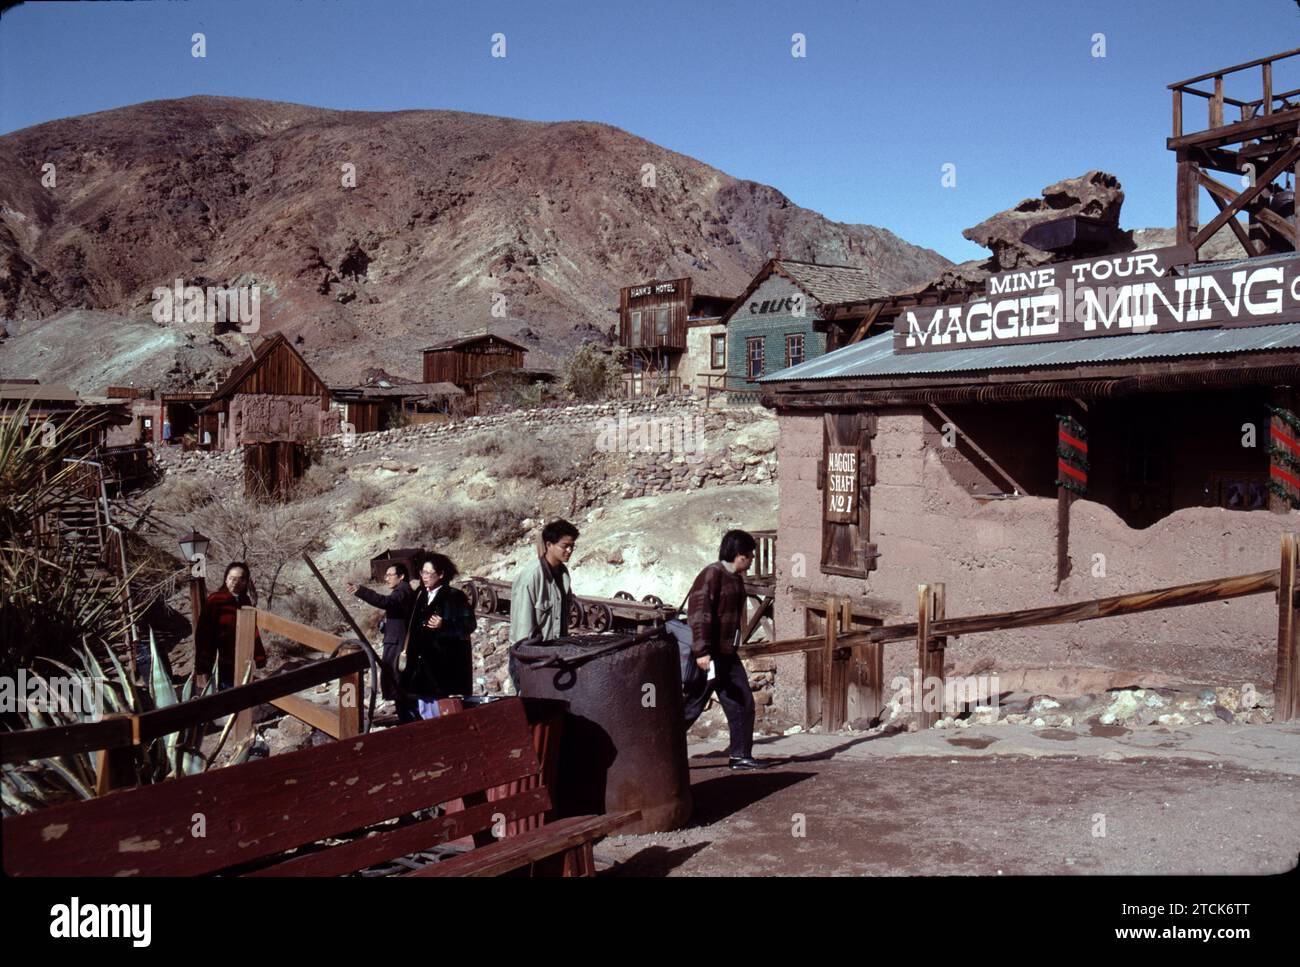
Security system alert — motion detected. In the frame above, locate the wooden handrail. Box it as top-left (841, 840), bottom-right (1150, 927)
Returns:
top-left (740, 567), bottom-right (1282, 660)
top-left (1, 649), bottom-right (367, 765)
top-left (1167, 46), bottom-right (1300, 90)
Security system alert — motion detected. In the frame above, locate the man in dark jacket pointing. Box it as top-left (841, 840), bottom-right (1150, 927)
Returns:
top-left (348, 562), bottom-right (414, 708)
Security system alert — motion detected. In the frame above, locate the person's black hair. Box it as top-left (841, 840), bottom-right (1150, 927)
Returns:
top-left (420, 552), bottom-right (459, 583)
top-left (224, 561), bottom-right (252, 583)
top-left (718, 529), bottom-right (757, 563)
top-left (541, 518), bottom-right (580, 546)
top-left (386, 562), bottom-right (409, 580)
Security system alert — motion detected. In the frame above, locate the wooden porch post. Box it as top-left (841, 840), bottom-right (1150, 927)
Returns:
top-left (820, 596), bottom-right (848, 732)
top-left (1276, 533), bottom-right (1299, 723)
top-left (916, 583), bottom-right (946, 729)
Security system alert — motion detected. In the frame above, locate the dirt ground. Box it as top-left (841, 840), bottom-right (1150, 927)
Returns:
top-left (593, 724), bottom-right (1300, 876)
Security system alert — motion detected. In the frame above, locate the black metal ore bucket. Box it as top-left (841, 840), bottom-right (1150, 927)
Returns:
top-left (512, 629), bottom-right (691, 833)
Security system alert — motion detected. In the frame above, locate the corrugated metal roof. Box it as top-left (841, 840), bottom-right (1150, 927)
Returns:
top-left (760, 323), bottom-right (1300, 383)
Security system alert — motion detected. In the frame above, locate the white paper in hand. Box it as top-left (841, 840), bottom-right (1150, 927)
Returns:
top-left (706, 660), bottom-right (715, 682)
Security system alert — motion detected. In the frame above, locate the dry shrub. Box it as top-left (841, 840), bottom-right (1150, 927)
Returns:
top-left (465, 433), bottom-right (505, 457)
top-left (398, 494), bottom-right (528, 552)
top-left (499, 436), bottom-right (577, 487)
top-left (348, 480), bottom-right (383, 517)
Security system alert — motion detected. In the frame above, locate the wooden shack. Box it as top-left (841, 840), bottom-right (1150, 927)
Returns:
top-left (199, 334), bottom-right (335, 497)
top-left (422, 332), bottom-right (527, 391)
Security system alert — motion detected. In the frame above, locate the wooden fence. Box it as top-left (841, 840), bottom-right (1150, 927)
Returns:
top-left (740, 533), bottom-right (1300, 730)
top-left (2, 607), bottom-right (368, 794)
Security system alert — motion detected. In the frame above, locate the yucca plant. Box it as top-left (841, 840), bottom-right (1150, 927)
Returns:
top-left (0, 399), bottom-right (138, 676)
top-left (1, 631), bottom-right (255, 815)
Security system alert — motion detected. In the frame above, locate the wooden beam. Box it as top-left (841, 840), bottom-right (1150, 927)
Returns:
top-left (1190, 142), bottom-right (1300, 249)
top-left (233, 606), bottom-right (258, 747)
top-left (1210, 75), bottom-right (1224, 129)
top-left (1276, 533), bottom-right (1299, 724)
top-left (270, 693), bottom-right (344, 738)
top-left (916, 585), bottom-right (936, 730)
top-left (929, 404), bottom-right (1028, 495)
top-left (848, 302), bottom-right (885, 345)
top-left (1199, 171), bottom-right (1258, 254)
top-left (1167, 106), bottom-right (1300, 152)
top-left (255, 608), bottom-right (344, 654)
top-left (1167, 47), bottom-right (1300, 90)
top-left (1177, 156), bottom-right (1199, 247)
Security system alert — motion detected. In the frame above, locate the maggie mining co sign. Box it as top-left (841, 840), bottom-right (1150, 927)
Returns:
top-left (895, 245), bottom-right (1300, 354)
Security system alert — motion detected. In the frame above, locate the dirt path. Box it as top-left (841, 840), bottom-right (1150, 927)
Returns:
top-left (595, 725), bottom-right (1300, 876)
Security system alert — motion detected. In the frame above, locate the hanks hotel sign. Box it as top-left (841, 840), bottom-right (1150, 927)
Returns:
top-left (895, 246), bottom-right (1300, 354)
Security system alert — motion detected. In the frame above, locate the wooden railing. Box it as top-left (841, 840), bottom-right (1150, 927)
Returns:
top-left (622, 373), bottom-right (682, 398)
top-left (741, 533), bottom-right (1300, 731)
top-left (2, 607), bottom-right (369, 795)
top-left (1170, 46), bottom-right (1300, 138)
top-left (702, 373), bottom-right (761, 407)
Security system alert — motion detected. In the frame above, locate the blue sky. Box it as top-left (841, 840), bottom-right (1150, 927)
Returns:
top-left (1, 0), bottom-right (1295, 262)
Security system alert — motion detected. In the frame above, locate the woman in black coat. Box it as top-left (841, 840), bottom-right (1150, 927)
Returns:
top-left (399, 552), bottom-right (477, 722)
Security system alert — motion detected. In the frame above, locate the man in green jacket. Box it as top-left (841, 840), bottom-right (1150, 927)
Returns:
top-left (507, 518), bottom-right (579, 689)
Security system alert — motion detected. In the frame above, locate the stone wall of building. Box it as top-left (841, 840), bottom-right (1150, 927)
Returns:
top-left (681, 322), bottom-right (727, 396)
top-left (226, 393), bottom-right (338, 450)
top-left (771, 407), bottom-right (1299, 724)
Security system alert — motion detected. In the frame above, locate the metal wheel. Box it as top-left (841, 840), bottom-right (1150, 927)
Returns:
top-left (641, 594), bottom-right (664, 607)
top-left (567, 597), bottom-right (586, 629)
top-left (586, 602), bottom-right (614, 632)
top-left (462, 581), bottom-right (478, 612)
top-left (476, 583), bottom-right (498, 616)
top-left (613, 590), bottom-right (636, 601)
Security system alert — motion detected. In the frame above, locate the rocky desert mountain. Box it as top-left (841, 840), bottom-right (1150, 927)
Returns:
top-left (0, 96), bottom-right (951, 389)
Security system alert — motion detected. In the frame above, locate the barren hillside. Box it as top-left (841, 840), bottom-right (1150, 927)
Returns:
top-left (0, 96), bottom-right (950, 389)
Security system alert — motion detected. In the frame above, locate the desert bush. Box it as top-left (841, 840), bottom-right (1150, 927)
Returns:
top-left (398, 494), bottom-right (528, 552)
top-left (347, 480), bottom-right (384, 517)
top-left (293, 456), bottom-right (341, 500)
top-left (183, 479), bottom-right (331, 610)
top-left (151, 474), bottom-right (216, 519)
top-left (499, 436), bottom-right (578, 487)
top-left (464, 433), bottom-right (505, 457)
top-left (561, 342), bottom-right (627, 401)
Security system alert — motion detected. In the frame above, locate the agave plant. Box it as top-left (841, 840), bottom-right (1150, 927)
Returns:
top-left (0, 631), bottom-right (254, 815)
top-left (0, 399), bottom-right (138, 676)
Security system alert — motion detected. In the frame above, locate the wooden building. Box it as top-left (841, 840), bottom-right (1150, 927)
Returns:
top-left (759, 242), bottom-right (1300, 726)
top-left (749, 47), bottom-right (1300, 726)
top-left (422, 332), bottom-right (528, 391)
top-left (616, 278), bottom-right (736, 396)
top-left (332, 380), bottom-right (465, 433)
top-left (200, 334), bottom-right (333, 452)
top-left (0, 381), bottom-right (150, 491)
top-left (718, 260), bottom-right (883, 404)
top-left (194, 334), bottom-right (336, 497)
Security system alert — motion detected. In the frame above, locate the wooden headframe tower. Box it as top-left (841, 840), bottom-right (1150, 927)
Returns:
top-left (1170, 47), bottom-right (1299, 258)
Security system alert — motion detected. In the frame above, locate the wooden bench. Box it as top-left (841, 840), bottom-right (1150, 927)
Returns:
top-left (2, 697), bottom-right (638, 877)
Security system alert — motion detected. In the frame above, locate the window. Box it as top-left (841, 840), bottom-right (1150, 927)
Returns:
top-left (786, 333), bottom-right (805, 368)
top-left (655, 307), bottom-right (671, 337)
top-left (711, 333), bottom-right (727, 369)
top-left (746, 337), bottom-right (764, 380)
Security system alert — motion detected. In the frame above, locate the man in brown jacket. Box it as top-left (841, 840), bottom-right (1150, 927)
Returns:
top-left (683, 529), bottom-right (767, 769)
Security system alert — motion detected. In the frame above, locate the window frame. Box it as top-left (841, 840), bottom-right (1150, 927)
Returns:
top-left (711, 333), bottom-right (727, 369)
top-left (786, 332), bottom-right (805, 368)
top-left (746, 336), bottom-right (764, 381)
